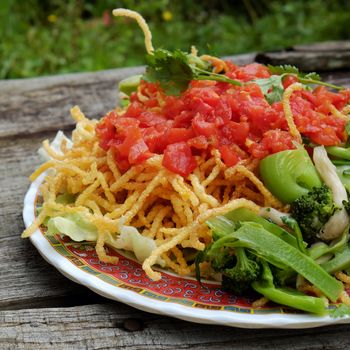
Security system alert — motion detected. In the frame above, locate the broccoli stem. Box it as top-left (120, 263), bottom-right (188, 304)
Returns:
top-left (252, 262), bottom-right (327, 315)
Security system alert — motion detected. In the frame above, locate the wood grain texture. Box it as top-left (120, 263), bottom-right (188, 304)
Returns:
top-left (0, 133), bottom-right (108, 309)
top-left (2, 60), bottom-right (350, 349)
top-left (0, 66), bottom-right (143, 138)
top-left (1, 303), bottom-right (350, 350)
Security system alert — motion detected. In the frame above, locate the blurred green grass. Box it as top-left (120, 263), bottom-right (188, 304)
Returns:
top-left (1, 0), bottom-right (350, 79)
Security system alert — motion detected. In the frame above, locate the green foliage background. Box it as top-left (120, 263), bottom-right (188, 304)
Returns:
top-left (1, 0), bottom-right (350, 79)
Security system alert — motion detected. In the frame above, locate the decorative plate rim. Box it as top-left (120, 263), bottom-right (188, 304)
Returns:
top-left (23, 173), bottom-right (350, 329)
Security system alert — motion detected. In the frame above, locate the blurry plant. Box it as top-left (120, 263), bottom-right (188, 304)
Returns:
top-left (1, 0), bottom-right (350, 79)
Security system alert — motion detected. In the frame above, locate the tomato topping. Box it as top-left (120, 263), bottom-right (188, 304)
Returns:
top-left (219, 145), bottom-right (240, 167)
top-left (96, 62), bottom-right (350, 176)
top-left (163, 142), bottom-right (197, 177)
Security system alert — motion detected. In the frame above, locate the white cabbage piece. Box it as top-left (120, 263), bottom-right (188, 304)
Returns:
top-left (313, 146), bottom-right (349, 240)
top-left (47, 213), bottom-right (98, 242)
top-left (38, 130), bottom-right (73, 162)
top-left (46, 213), bottom-right (164, 266)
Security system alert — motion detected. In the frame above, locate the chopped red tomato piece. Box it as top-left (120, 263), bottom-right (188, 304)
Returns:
top-left (219, 145), bottom-right (240, 167)
top-left (96, 61), bottom-right (350, 176)
top-left (163, 142), bottom-right (197, 177)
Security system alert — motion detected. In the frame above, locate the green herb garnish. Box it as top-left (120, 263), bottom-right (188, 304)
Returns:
top-left (143, 49), bottom-right (241, 95)
top-left (253, 64), bottom-right (345, 104)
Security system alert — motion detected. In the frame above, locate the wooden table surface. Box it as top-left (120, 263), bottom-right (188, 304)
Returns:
top-left (2, 54), bottom-right (350, 349)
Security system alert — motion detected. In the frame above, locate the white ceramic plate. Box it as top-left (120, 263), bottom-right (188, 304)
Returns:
top-left (23, 173), bottom-right (350, 328)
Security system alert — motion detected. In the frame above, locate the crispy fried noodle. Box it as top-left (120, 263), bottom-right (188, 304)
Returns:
top-left (22, 105), bottom-right (284, 281)
top-left (22, 9), bottom-right (291, 282)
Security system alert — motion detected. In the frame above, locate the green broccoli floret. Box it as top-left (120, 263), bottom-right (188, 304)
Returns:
top-left (343, 200), bottom-right (350, 214)
top-left (221, 247), bottom-right (261, 295)
top-left (271, 267), bottom-right (297, 287)
top-left (290, 184), bottom-right (336, 243)
top-left (211, 250), bottom-right (234, 272)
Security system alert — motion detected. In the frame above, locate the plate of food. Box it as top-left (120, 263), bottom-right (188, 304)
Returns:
top-left (22, 9), bottom-right (350, 328)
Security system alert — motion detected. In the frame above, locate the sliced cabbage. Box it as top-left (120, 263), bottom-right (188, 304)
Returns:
top-left (46, 213), bottom-right (164, 266)
top-left (47, 213), bottom-right (97, 242)
top-left (38, 131), bottom-right (72, 162)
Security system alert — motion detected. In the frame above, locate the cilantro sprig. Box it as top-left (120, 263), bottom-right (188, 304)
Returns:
top-left (143, 49), bottom-right (346, 101)
top-left (143, 49), bottom-right (241, 95)
top-left (254, 64), bottom-right (345, 104)
top-left (329, 303), bottom-right (350, 318)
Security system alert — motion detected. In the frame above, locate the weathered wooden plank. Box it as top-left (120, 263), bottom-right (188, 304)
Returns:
top-left (0, 53), bottom-right (257, 139)
top-left (256, 51), bottom-right (350, 72)
top-left (2, 55), bottom-right (350, 141)
top-left (0, 132), bottom-right (105, 309)
top-left (1, 303), bottom-right (350, 350)
top-left (0, 66), bottom-right (143, 138)
top-left (293, 40), bottom-right (350, 52)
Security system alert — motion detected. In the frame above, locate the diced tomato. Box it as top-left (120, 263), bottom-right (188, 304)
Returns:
top-left (220, 121), bottom-right (249, 147)
top-left (128, 139), bottom-right (153, 164)
top-left (219, 145), bottom-right (240, 167)
top-left (187, 135), bottom-right (208, 150)
top-left (95, 111), bottom-right (118, 150)
top-left (282, 75), bottom-right (299, 89)
top-left (235, 63), bottom-right (270, 81)
top-left (163, 142), bottom-right (197, 177)
top-left (165, 128), bottom-right (195, 145)
top-left (192, 114), bottom-right (218, 138)
top-left (96, 61), bottom-right (350, 176)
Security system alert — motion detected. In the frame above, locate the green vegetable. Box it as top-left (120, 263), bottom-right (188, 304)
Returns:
top-left (47, 213), bottom-right (98, 242)
top-left (259, 149), bottom-right (322, 203)
top-left (335, 165), bottom-right (350, 192)
top-left (46, 212), bottom-right (164, 264)
top-left (223, 207), bottom-right (303, 249)
top-left (221, 247), bottom-right (261, 295)
top-left (254, 64), bottom-right (344, 104)
top-left (326, 146), bottom-right (350, 160)
top-left (207, 221), bottom-right (343, 301)
top-left (143, 48), bottom-right (241, 95)
top-left (321, 244), bottom-right (350, 274)
top-left (329, 304), bottom-right (350, 318)
top-left (308, 229), bottom-right (348, 260)
top-left (267, 64), bottom-right (344, 91)
top-left (253, 75), bottom-right (284, 104)
top-left (252, 261), bottom-right (327, 315)
top-left (118, 74), bottom-right (142, 95)
top-left (290, 185), bottom-right (337, 243)
top-left (271, 266), bottom-right (297, 287)
top-left (281, 216), bottom-right (307, 254)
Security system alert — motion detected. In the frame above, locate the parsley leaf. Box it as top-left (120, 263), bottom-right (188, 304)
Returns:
top-left (144, 49), bottom-right (194, 95)
top-left (253, 75), bottom-right (284, 104)
top-left (267, 64), bottom-right (321, 81)
top-left (267, 64), bottom-right (343, 90)
top-left (329, 303), bottom-right (350, 318)
top-left (268, 64), bottom-right (300, 76)
top-left (143, 48), bottom-right (241, 96)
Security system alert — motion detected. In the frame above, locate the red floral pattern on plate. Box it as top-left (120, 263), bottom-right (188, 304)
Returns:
top-left (43, 231), bottom-right (290, 314)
